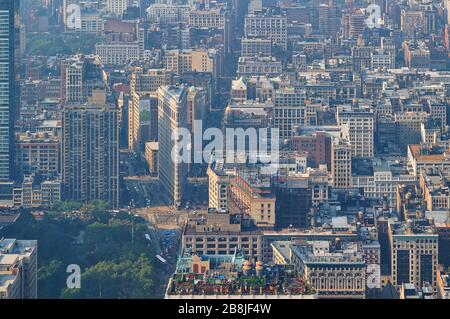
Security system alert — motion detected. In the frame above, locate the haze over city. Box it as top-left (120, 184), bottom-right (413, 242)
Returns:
top-left (0, 0), bottom-right (449, 305)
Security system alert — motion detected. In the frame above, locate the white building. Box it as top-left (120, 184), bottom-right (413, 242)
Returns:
top-left (106, 0), bottom-right (132, 16)
top-left (244, 14), bottom-right (287, 50)
top-left (337, 108), bottom-right (374, 158)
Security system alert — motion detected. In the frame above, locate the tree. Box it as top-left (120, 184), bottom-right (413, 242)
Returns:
top-left (50, 201), bottom-right (82, 213)
top-left (1, 209), bottom-right (161, 299)
top-left (61, 255), bottom-right (156, 299)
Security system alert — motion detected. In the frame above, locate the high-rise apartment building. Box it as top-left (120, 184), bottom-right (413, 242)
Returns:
top-left (62, 103), bottom-right (119, 208)
top-left (157, 85), bottom-right (188, 209)
top-left (64, 58), bottom-right (84, 103)
top-left (61, 54), bottom-right (105, 104)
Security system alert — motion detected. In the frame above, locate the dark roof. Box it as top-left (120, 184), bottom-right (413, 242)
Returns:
top-left (104, 19), bottom-right (135, 33)
top-left (378, 282), bottom-right (400, 299)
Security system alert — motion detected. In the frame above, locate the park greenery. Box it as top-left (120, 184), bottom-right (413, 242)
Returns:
top-left (0, 201), bottom-right (164, 298)
top-left (26, 33), bottom-right (98, 56)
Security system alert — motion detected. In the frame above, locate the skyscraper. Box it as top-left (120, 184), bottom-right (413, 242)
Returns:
top-left (0, 0), bottom-right (19, 206)
top-left (62, 103), bottom-right (120, 208)
top-left (319, 1), bottom-right (339, 36)
top-left (331, 138), bottom-right (352, 189)
top-left (157, 85), bottom-right (188, 209)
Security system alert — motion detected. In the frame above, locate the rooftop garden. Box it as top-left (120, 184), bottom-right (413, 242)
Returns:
top-left (168, 265), bottom-right (315, 296)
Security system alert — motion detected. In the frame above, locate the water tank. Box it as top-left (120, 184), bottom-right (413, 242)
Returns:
top-left (255, 261), bottom-right (263, 277)
top-left (242, 260), bottom-right (252, 276)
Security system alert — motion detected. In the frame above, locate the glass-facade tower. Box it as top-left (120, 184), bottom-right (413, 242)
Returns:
top-left (0, 0), bottom-right (18, 205)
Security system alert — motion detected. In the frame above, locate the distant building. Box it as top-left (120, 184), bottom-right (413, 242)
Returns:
top-left (15, 132), bottom-right (60, 179)
top-left (145, 142), bottom-right (159, 175)
top-left (400, 282), bottom-right (434, 299)
top-left (207, 161), bottom-right (231, 212)
top-left (389, 219), bottom-right (439, 292)
top-left (146, 4), bottom-right (190, 24)
top-left (237, 56), bottom-right (282, 78)
top-left (437, 269), bottom-right (450, 299)
top-left (158, 85), bottom-right (188, 209)
top-left (292, 131), bottom-right (332, 169)
top-left (128, 93), bottom-right (158, 151)
top-left (331, 138), bottom-right (352, 189)
top-left (240, 37), bottom-right (272, 58)
top-left (0, 238), bottom-right (37, 299)
top-left (13, 176), bottom-right (61, 209)
top-left (0, 0), bottom-right (19, 207)
top-left (420, 173), bottom-right (450, 211)
top-left (79, 12), bottom-right (104, 33)
top-left (61, 54), bottom-right (106, 104)
top-left (165, 251), bottom-right (316, 299)
top-left (407, 144), bottom-right (450, 177)
top-left (244, 14), bottom-right (287, 50)
top-left (188, 8), bottom-right (227, 29)
top-left (272, 240), bottom-right (367, 299)
top-left (403, 41), bottom-right (430, 70)
top-left (229, 169), bottom-right (276, 229)
top-left (273, 88), bottom-right (307, 139)
top-left (319, 2), bottom-right (339, 37)
top-left (95, 20), bottom-right (145, 65)
top-left (162, 49), bottom-right (219, 76)
top-left (182, 208), bottom-right (262, 260)
top-left (337, 108), bottom-right (374, 158)
top-left (62, 103), bottom-right (119, 208)
top-left (106, 0), bottom-right (132, 16)
top-left (275, 174), bottom-right (312, 229)
top-left (371, 49), bottom-right (396, 70)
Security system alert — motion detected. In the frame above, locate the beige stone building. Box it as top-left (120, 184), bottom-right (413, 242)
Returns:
top-left (331, 138), bottom-right (352, 189)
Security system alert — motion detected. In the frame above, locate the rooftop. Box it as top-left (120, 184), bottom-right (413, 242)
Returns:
top-left (389, 219), bottom-right (438, 237)
top-left (290, 242), bottom-right (366, 266)
top-left (167, 259), bottom-right (315, 296)
top-left (409, 144), bottom-right (450, 162)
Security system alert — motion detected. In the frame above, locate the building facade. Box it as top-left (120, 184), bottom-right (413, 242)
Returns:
top-left (158, 85), bottom-right (188, 209)
top-left (62, 103), bottom-right (119, 208)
